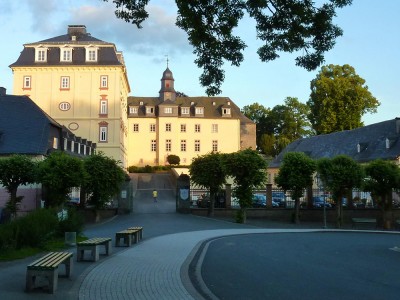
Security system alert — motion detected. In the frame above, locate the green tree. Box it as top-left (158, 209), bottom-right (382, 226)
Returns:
top-left (363, 159), bottom-right (400, 229)
top-left (259, 133), bottom-right (276, 157)
top-left (83, 152), bottom-right (126, 211)
top-left (307, 64), bottom-right (380, 134)
top-left (167, 154), bottom-right (180, 166)
top-left (317, 155), bottom-right (364, 228)
top-left (242, 103), bottom-right (271, 151)
top-left (225, 149), bottom-right (267, 223)
top-left (189, 152), bottom-right (227, 217)
top-left (0, 155), bottom-right (37, 218)
top-left (270, 97), bottom-right (313, 140)
top-left (103, 0), bottom-right (352, 95)
top-left (37, 152), bottom-right (86, 208)
top-left (275, 152), bottom-right (316, 224)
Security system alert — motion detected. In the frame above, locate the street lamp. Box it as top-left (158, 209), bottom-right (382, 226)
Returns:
top-left (315, 174), bottom-right (327, 229)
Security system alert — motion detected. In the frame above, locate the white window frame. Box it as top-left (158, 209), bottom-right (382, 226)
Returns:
top-left (166, 123), bottom-right (171, 132)
top-left (146, 107), bottom-right (154, 114)
top-left (60, 76), bottom-right (70, 89)
top-left (23, 76), bottom-right (31, 89)
top-left (195, 107), bottom-right (204, 115)
top-left (100, 75), bottom-right (108, 89)
top-left (195, 124), bottom-right (201, 133)
top-left (59, 102), bottom-right (71, 111)
top-left (223, 108), bottom-right (231, 115)
top-left (35, 46), bottom-right (48, 62)
top-left (164, 107), bottom-right (173, 114)
top-left (85, 45), bottom-right (98, 62)
top-left (53, 137), bottom-right (59, 149)
top-left (129, 107), bottom-right (138, 114)
top-left (99, 126), bottom-right (108, 142)
top-left (181, 107), bottom-right (190, 115)
top-left (133, 124), bottom-right (139, 132)
top-left (60, 47), bottom-right (72, 62)
top-left (100, 100), bottom-right (108, 115)
top-left (212, 124), bottom-right (218, 133)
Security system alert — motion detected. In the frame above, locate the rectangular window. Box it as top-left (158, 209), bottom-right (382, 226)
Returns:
top-left (181, 140), bottom-right (186, 152)
top-left (61, 49), bottom-right (72, 62)
top-left (100, 75), bottom-right (108, 89)
top-left (195, 107), bottom-right (204, 114)
top-left (36, 49), bottom-right (47, 62)
top-left (146, 107), bottom-right (154, 114)
top-left (195, 124), bottom-right (201, 133)
top-left (164, 107), bottom-right (172, 114)
top-left (212, 140), bottom-right (218, 152)
top-left (195, 140), bottom-right (200, 152)
top-left (181, 107), bottom-right (189, 115)
top-left (100, 100), bottom-right (107, 115)
top-left (212, 124), bottom-right (218, 133)
top-left (23, 76), bottom-right (31, 89)
top-left (223, 108), bottom-right (231, 115)
top-left (150, 124), bottom-right (156, 132)
top-left (53, 137), bottom-right (59, 149)
top-left (166, 123), bottom-right (171, 132)
top-left (180, 124), bottom-right (186, 132)
top-left (88, 50), bottom-right (97, 61)
top-left (151, 140), bottom-right (157, 152)
top-left (166, 139), bottom-right (171, 152)
top-left (99, 126), bottom-right (108, 142)
top-left (129, 107), bottom-right (138, 114)
top-left (60, 76), bottom-right (70, 90)
top-left (133, 124), bottom-right (139, 132)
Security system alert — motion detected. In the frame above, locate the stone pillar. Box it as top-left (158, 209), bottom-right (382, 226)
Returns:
top-left (225, 184), bottom-right (232, 209)
top-left (266, 184), bottom-right (273, 208)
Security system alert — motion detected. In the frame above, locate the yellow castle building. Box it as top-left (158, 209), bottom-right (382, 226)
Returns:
top-left (10, 25), bottom-right (255, 168)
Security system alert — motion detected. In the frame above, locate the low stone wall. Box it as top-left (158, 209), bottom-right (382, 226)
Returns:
top-left (84, 208), bottom-right (118, 223)
top-left (191, 208), bottom-right (400, 225)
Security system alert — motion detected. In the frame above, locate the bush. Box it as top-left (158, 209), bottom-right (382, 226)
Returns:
top-left (13, 209), bottom-right (59, 249)
top-left (167, 154), bottom-right (180, 165)
top-left (57, 207), bottom-right (84, 236)
top-left (0, 223), bottom-right (15, 251)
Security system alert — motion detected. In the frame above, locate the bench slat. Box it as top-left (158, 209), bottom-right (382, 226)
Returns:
top-left (78, 237), bottom-right (111, 246)
top-left (28, 252), bottom-right (72, 270)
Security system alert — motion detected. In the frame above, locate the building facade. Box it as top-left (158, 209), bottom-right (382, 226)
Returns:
top-left (10, 25), bottom-right (255, 168)
top-left (10, 25), bottom-right (130, 167)
top-left (127, 67), bottom-right (256, 166)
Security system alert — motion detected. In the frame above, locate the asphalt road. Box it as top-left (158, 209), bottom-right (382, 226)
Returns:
top-left (198, 232), bottom-right (400, 300)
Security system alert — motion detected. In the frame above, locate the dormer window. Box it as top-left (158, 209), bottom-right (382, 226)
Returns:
top-left (181, 107), bottom-right (190, 115)
top-left (60, 46), bottom-right (73, 62)
top-left (146, 107), bottom-right (154, 114)
top-left (222, 108), bottom-right (231, 115)
top-left (85, 45), bottom-right (98, 62)
top-left (357, 142), bottom-right (368, 153)
top-left (129, 106), bottom-right (138, 114)
top-left (164, 107), bottom-right (173, 114)
top-left (140, 101), bottom-right (144, 105)
top-left (35, 46), bottom-right (48, 62)
top-left (195, 107), bottom-right (204, 115)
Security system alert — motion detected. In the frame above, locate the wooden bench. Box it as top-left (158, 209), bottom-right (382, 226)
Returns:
top-left (127, 226), bottom-right (143, 241)
top-left (351, 218), bottom-right (377, 229)
top-left (77, 237), bottom-right (112, 262)
top-left (115, 227), bottom-right (143, 247)
top-left (26, 251), bottom-right (73, 294)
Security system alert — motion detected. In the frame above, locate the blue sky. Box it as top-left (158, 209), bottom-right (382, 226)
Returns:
top-left (0, 0), bottom-right (399, 125)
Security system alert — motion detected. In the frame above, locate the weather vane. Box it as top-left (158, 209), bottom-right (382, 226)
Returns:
top-left (165, 54), bottom-right (169, 68)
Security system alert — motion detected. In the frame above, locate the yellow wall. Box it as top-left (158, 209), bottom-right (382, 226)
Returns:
top-left (127, 117), bottom-right (241, 166)
top-left (12, 66), bottom-right (129, 167)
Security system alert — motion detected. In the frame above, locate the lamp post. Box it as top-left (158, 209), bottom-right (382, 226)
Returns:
top-left (316, 174), bottom-right (327, 229)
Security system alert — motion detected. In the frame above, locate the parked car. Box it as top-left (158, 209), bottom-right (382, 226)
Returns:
top-left (252, 194), bottom-right (279, 208)
top-left (313, 196), bottom-right (331, 208)
top-left (197, 192), bottom-right (226, 208)
top-left (272, 192), bottom-right (286, 207)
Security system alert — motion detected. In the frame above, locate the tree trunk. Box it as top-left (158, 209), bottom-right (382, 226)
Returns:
top-left (208, 192), bottom-right (215, 217)
top-left (293, 199), bottom-right (300, 224)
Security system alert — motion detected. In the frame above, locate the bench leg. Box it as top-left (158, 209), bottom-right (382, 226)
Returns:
top-left (65, 256), bottom-right (73, 277)
top-left (49, 270), bottom-right (58, 294)
top-left (125, 235), bottom-right (132, 247)
top-left (26, 270), bottom-right (35, 292)
top-left (77, 247), bottom-right (84, 261)
top-left (105, 241), bottom-right (112, 255)
top-left (93, 245), bottom-right (100, 261)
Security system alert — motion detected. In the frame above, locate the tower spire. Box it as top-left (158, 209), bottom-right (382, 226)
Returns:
top-left (165, 54), bottom-right (169, 68)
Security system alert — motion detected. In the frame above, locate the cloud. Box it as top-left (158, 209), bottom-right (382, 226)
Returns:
top-left (68, 2), bottom-right (192, 58)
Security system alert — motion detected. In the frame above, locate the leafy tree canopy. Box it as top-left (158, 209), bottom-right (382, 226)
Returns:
top-left (103, 0), bottom-right (352, 95)
top-left (37, 151), bottom-right (86, 208)
top-left (83, 152), bottom-right (126, 210)
top-left (307, 64), bottom-right (380, 134)
top-left (167, 154), bottom-right (181, 165)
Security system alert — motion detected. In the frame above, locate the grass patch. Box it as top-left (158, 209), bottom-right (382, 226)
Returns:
top-left (0, 235), bottom-right (87, 262)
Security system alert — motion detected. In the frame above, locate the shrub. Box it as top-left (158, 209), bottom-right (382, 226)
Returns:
top-left (57, 207), bottom-right (84, 236)
top-left (13, 209), bottom-right (59, 249)
top-left (167, 154), bottom-right (180, 165)
top-left (0, 223), bottom-right (15, 251)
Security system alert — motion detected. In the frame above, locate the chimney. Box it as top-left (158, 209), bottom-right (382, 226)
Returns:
top-left (0, 87), bottom-right (6, 96)
top-left (68, 25), bottom-right (87, 37)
